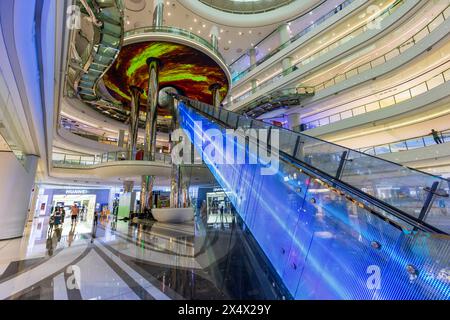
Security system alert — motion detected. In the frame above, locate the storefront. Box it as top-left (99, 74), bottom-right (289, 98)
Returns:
top-left (37, 188), bottom-right (111, 222)
top-left (197, 187), bottom-right (234, 225)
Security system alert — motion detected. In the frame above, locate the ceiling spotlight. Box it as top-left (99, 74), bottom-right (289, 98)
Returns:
top-left (198, 30), bottom-right (201, 34)
top-left (228, 40), bottom-right (232, 44)
top-left (238, 31), bottom-right (242, 35)
top-left (167, 12), bottom-right (171, 16)
top-left (220, 29), bottom-right (224, 33)
top-left (194, 18), bottom-right (197, 22)
top-left (202, 24), bottom-right (206, 28)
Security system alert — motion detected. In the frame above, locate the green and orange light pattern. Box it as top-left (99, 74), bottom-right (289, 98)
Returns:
top-left (103, 41), bottom-right (229, 109)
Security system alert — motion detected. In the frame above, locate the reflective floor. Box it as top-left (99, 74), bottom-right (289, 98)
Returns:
top-left (0, 213), bottom-right (289, 300)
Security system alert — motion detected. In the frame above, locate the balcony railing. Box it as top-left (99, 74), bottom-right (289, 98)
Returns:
top-left (311, 3), bottom-right (450, 93)
top-left (230, 0), bottom-right (356, 82)
top-left (60, 121), bottom-right (120, 146)
top-left (231, 0), bottom-right (405, 105)
top-left (304, 61), bottom-right (450, 130)
top-left (124, 26), bottom-right (226, 63)
top-left (52, 151), bottom-right (172, 167)
top-left (199, 0), bottom-right (295, 14)
top-left (359, 129), bottom-right (450, 156)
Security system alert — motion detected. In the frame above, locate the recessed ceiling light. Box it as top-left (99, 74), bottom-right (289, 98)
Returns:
top-left (238, 31), bottom-right (242, 35)
top-left (248, 30), bottom-right (252, 34)
top-left (189, 27), bottom-right (193, 30)
top-left (194, 18), bottom-right (197, 22)
top-left (167, 12), bottom-right (171, 16)
top-left (220, 29), bottom-right (224, 33)
top-left (202, 24), bottom-right (206, 28)
top-left (228, 40), bottom-right (232, 44)
top-left (198, 30), bottom-right (201, 34)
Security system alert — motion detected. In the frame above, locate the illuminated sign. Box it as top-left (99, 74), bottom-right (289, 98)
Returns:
top-left (65, 190), bottom-right (89, 194)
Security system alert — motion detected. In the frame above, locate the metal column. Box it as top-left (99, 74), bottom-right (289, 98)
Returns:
top-left (140, 175), bottom-right (155, 213)
top-left (169, 99), bottom-right (189, 208)
top-left (123, 180), bottom-right (134, 193)
top-left (128, 86), bottom-right (143, 160)
top-left (153, 0), bottom-right (164, 27)
top-left (209, 83), bottom-right (222, 108)
top-left (145, 58), bottom-right (162, 161)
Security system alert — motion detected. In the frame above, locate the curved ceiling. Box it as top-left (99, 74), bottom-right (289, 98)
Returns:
top-left (177, 0), bottom-right (321, 27)
top-left (198, 0), bottom-right (295, 14)
top-left (103, 40), bottom-right (229, 111)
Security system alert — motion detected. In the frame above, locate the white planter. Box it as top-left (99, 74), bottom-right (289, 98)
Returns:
top-left (152, 207), bottom-right (194, 223)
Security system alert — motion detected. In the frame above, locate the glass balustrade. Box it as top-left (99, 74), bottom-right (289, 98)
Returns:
top-left (52, 151), bottom-right (172, 166)
top-left (304, 62), bottom-right (450, 130)
top-left (175, 93), bottom-right (450, 234)
top-left (311, 4), bottom-right (450, 93)
top-left (230, 0), bottom-right (357, 82)
top-left (124, 26), bottom-right (226, 63)
top-left (231, 0), bottom-right (405, 104)
top-left (359, 130), bottom-right (450, 156)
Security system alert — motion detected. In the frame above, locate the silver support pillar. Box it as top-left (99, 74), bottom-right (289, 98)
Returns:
top-left (210, 25), bottom-right (219, 51)
top-left (278, 22), bottom-right (291, 45)
top-left (251, 79), bottom-right (258, 93)
top-left (140, 175), bottom-right (155, 212)
top-left (118, 129), bottom-right (125, 148)
top-left (145, 58), bottom-right (162, 161)
top-left (128, 86), bottom-right (143, 160)
top-left (169, 99), bottom-right (190, 208)
top-left (249, 48), bottom-right (257, 69)
top-left (153, 0), bottom-right (164, 27)
top-left (123, 180), bottom-right (134, 193)
top-left (209, 83), bottom-right (222, 108)
top-left (287, 113), bottom-right (302, 132)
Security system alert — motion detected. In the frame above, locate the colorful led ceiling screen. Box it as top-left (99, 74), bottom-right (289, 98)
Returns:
top-left (103, 41), bottom-right (229, 108)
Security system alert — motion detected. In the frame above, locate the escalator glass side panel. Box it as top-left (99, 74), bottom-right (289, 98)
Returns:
top-left (179, 96), bottom-right (450, 234)
top-left (178, 101), bottom-right (450, 300)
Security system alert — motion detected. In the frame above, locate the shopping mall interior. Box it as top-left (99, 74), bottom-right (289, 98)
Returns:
top-left (0, 0), bottom-right (449, 301)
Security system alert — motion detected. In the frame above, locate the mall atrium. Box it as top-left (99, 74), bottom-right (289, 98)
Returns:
top-left (0, 0), bottom-right (449, 301)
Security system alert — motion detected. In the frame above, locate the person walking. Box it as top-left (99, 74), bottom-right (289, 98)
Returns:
top-left (93, 210), bottom-right (99, 226)
top-left (54, 208), bottom-right (62, 229)
top-left (61, 207), bottom-right (66, 224)
top-left (71, 204), bottom-right (79, 225)
top-left (48, 213), bottom-right (55, 235)
top-left (431, 129), bottom-right (443, 144)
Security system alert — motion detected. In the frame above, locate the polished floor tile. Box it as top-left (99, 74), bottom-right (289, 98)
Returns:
top-left (0, 213), bottom-right (288, 300)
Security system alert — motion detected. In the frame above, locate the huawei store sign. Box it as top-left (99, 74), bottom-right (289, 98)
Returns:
top-left (65, 190), bottom-right (89, 195)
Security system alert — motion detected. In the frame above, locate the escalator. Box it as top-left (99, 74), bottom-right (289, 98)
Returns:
top-left (172, 94), bottom-right (450, 300)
